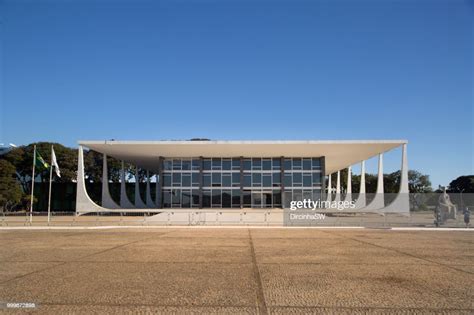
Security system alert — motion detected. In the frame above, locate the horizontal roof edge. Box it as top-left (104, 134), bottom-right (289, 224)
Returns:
top-left (79, 139), bottom-right (408, 145)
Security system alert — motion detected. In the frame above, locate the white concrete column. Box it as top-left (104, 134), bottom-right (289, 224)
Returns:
top-left (326, 174), bottom-right (332, 203)
top-left (120, 161), bottom-right (134, 208)
top-left (75, 146), bottom-right (106, 215)
top-left (134, 166), bottom-right (147, 208)
top-left (353, 161), bottom-right (366, 209)
top-left (399, 144), bottom-right (409, 194)
top-left (101, 154), bottom-right (120, 209)
top-left (376, 154), bottom-right (384, 194)
top-left (343, 166), bottom-right (352, 202)
top-left (334, 171), bottom-right (341, 202)
top-left (381, 143), bottom-right (410, 214)
top-left (364, 153), bottom-right (385, 211)
top-left (145, 170), bottom-right (156, 208)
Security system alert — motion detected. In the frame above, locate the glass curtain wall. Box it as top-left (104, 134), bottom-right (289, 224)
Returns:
top-left (161, 157), bottom-right (322, 208)
top-left (282, 158), bottom-right (322, 208)
top-left (162, 158), bottom-right (200, 208)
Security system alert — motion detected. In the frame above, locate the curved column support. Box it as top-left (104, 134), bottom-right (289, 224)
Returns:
top-left (155, 167), bottom-right (162, 208)
top-left (120, 161), bottom-right (135, 208)
top-left (145, 170), bottom-right (156, 208)
top-left (362, 154), bottom-right (385, 211)
top-left (343, 166), bottom-right (352, 202)
top-left (75, 146), bottom-right (109, 215)
top-left (380, 144), bottom-right (410, 215)
top-left (325, 174), bottom-right (332, 203)
top-left (101, 154), bottom-right (120, 209)
top-left (334, 171), bottom-right (341, 202)
top-left (134, 166), bottom-right (147, 208)
top-left (353, 161), bottom-right (366, 209)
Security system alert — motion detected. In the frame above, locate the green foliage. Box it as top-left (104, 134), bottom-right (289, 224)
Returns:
top-left (3, 142), bottom-right (78, 189)
top-left (0, 159), bottom-right (24, 211)
top-left (448, 175), bottom-right (474, 193)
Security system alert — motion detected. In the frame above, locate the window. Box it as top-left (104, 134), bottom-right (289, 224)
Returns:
top-left (284, 159), bottom-right (292, 171)
top-left (172, 189), bottom-right (181, 207)
top-left (272, 158), bottom-right (281, 170)
top-left (212, 158), bottom-right (221, 170)
top-left (252, 158), bottom-right (262, 170)
top-left (182, 174), bottom-right (191, 187)
top-left (202, 190), bottom-right (211, 207)
top-left (243, 190), bottom-right (251, 207)
top-left (283, 174), bottom-right (292, 187)
top-left (293, 172), bottom-right (302, 184)
top-left (222, 173), bottom-right (231, 187)
top-left (163, 160), bottom-right (172, 171)
top-left (222, 159), bottom-right (231, 170)
top-left (303, 174), bottom-right (312, 187)
top-left (203, 174), bottom-right (211, 187)
top-left (232, 158), bottom-right (241, 170)
top-left (243, 174), bottom-right (251, 187)
top-left (232, 173), bottom-right (240, 187)
top-left (222, 190), bottom-right (231, 208)
top-left (192, 173), bottom-right (200, 186)
top-left (163, 190), bottom-right (171, 207)
top-left (312, 158), bottom-right (321, 169)
top-left (172, 173), bottom-right (181, 187)
top-left (262, 192), bottom-right (272, 208)
top-left (212, 189), bottom-right (221, 207)
top-left (273, 173), bottom-right (281, 186)
top-left (203, 159), bottom-right (212, 170)
top-left (303, 159), bottom-right (311, 170)
top-left (182, 190), bottom-right (191, 208)
top-left (262, 159), bottom-right (271, 170)
top-left (212, 173), bottom-right (221, 186)
top-left (173, 159), bottom-right (181, 170)
top-left (252, 173), bottom-right (261, 187)
top-left (192, 159), bottom-right (201, 170)
top-left (252, 191), bottom-right (262, 207)
top-left (263, 174), bottom-right (272, 187)
top-left (163, 174), bottom-right (171, 187)
top-left (182, 160), bottom-right (191, 170)
top-left (192, 190), bottom-right (200, 207)
top-left (273, 190), bottom-right (282, 206)
top-left (243, 159), bottom-right (251, 170)
top-left (313, 173), bottom-right (321, 185)
top-left (232, 190), bottom-right (241, 207)
top-left (292, 158), bottom-right (302, 170)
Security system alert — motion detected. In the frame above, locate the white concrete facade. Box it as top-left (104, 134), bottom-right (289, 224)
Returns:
top-left (75, 140), bottom-right (410, 219)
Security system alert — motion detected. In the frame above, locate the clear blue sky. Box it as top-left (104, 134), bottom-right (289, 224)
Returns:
top-left (1, 0), bottom-right (472, 187)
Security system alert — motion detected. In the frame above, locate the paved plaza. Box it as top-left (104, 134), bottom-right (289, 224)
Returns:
top-left (0, 228), bottom-right (472, 314)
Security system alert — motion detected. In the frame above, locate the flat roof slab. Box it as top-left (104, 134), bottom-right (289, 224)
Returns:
top-left (79, 140), bottom-right (407, 174)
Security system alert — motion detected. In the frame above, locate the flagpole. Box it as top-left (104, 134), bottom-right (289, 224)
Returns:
top-left (47, 145), bottom-right (54, 224)
top-left (30, 145), bottom-right (36, 223)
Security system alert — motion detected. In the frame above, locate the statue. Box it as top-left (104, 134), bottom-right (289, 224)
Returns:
top-left (436, 188), bottom-right (457, 223)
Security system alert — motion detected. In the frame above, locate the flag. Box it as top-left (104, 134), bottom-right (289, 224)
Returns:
top-left (35, 151), bottom-right (49, 170)
top-left (51, 147), bottom-right (61, 178)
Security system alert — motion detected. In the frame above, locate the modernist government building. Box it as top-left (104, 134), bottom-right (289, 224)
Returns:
top-left (76, 140), bottom-right (409, 217)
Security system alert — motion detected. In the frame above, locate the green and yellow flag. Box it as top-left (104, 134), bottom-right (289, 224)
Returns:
top-left (35, 151), bottom-right (49, 170)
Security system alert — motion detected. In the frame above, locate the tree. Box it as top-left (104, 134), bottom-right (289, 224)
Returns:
top-left (0, 159), bottom-right (23, 212)
top-left (448, 175), bottom-right (474, 193)
top-left (2, 142), bottom-right (78, 189)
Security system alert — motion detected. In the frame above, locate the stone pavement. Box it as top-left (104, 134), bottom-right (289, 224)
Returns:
top-left (0, 228), bottom-right (472, 314)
